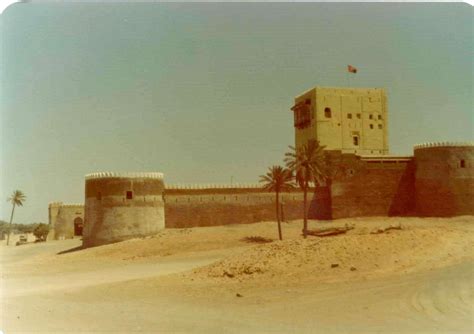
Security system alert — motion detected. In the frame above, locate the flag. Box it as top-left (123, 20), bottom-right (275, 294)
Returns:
top-left (347, 65), bottom-right (358, 73)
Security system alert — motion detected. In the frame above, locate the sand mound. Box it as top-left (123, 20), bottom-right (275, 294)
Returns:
top-left (190, 226), bottom-right (473, 283)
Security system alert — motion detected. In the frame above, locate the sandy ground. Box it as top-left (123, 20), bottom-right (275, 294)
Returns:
top-left (1, 217), bottom-right (473, 333)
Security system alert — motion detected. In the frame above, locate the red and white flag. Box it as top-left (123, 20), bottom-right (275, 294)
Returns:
top-left (347, 65), bottom-right (358, 73)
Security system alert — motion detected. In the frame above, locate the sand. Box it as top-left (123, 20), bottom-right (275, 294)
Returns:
top-left (1, 217), bottom-right (473, 333)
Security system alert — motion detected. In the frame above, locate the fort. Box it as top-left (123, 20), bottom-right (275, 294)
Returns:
top-left (48, 86), bottom-right (473, 246)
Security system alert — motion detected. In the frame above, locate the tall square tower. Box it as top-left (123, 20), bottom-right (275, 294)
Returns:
top-left (291, 87), bottom-right (388, 155)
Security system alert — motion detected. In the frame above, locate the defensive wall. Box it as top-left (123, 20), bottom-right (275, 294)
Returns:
top-left (163, 142), bottom-right (473, 227)
top-left (162, 156), bottom-right (414, 227)
top-left (74, 144), bottom-right (473, 243)
top-left (163, 184), bottom-right (327, 228)
top-left (83, 172), bottom-right (165, 247)
top-left (48, 202), bottom-right (84, 240)
top-left (326, 151), bottom-right (415, 219)
top-left (414, 142), bottom-right (474, 217)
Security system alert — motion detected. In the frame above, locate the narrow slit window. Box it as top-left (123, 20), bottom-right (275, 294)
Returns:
top-left (370, 124), bottom-right (374, 129)
top-left (369, 114), bottom-right (373, 120)
top-left (357, 113), bottom-right (361, 119)
top-left (97, 192), bottom-right (102, 200)
top-left (353, 136), bottom-right (359, 146)
top-left (460, 160), bottom-right (466, 168)
top-left (324, 107), bottom-right (332, 118)
top-left (378, 115), bottom-right (382, 120)
top-left (126, 191), bottom-right (133, 199)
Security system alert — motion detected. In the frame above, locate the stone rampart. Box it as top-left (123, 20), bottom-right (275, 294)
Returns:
top-left (414, 142), bottom-right (474, 216)
top-left (48, 202), bottom-right (84, 240)
top-left (83, 172), bottom-right (165, 247)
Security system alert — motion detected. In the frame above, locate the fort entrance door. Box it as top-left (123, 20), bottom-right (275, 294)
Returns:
top-left (74, 217), bottom-right (83, 236)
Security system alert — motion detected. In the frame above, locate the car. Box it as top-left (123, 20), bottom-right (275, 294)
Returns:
top-left (16, 235), bottom-right (28, 246)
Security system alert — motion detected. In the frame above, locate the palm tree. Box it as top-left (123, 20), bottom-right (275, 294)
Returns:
top-left (259, 166), bottom-right (294, 240)
top-left (6, 190), bottom-right (26, 246)
top-left (285, 140), bottom-right (327, 238)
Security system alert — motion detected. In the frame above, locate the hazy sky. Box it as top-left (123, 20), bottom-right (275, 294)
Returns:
top-left (1, 3), bottom-right (472, 224)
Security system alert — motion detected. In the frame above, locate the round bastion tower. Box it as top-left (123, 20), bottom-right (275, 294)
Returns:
top-left (83, 172), bottom-right (165, 247)
top-left (414, 142), bottom-right (474, 217)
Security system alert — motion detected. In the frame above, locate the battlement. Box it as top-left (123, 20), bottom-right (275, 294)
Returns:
top-left (48, 202), bottom-right (83, 208)
top-left (165, 183), bottom-right (262, 190)
top-left (414, 142), bottom-right (474, 150)
top-left (85, 172), bottom-right (164, 180)
top-left (295, 86), bottom-right (385, 99)
top-left (359, 155), bottom-right (413, 162)
top-left (60, 203), bottom-right (84, 208)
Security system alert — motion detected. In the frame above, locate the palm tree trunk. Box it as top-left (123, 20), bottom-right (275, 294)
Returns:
top-left (303, 184), bottom-right (308, 239)
top-left (276, 191), bottom-right (282, 240)
top-left (6, 203), bottom-right (16, 246)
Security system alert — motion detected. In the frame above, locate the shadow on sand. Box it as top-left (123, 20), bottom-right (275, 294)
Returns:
top-left (57, 246), bottom-right (84, 255)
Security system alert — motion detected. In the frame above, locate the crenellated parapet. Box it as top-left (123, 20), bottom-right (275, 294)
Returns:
top-left (165, 183), bottom-right (262, 190)
top-left (48, 202), bottom-right (83, 208)
top-left (85, 172), bottom-right (164, 180)
top-left (60, 203), bottom-right (84, 208)
top-left (414, 141), bottom-right (474, 150)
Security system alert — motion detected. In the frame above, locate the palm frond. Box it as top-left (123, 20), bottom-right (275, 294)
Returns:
top-left (259, 165), bottom-right (294, 193)
top-left (284, 140), bottom-right (328, 189)
top-left (8, 190), bottom-right (26, 206)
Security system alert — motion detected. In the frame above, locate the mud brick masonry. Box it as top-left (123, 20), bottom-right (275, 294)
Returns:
top-left (48, 86), bottom-right (473, 246)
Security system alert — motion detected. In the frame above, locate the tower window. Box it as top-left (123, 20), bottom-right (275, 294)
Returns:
top-left (126, 191), bottom-right (133, 199)
top-left (460, 160), bottom-right (466, 168)
top-left (370, 124), bottom-right (374, 129)
top-left (353, 136), bottom-right (359, 146)
top-left (356, 113), bottom-right (361, 119)
top-left (292, 104), bottom-right (311, 129)
top-left (369, 114), bottom-right (373, 120)
top-left (347, 113), bottom-right (352, 119)
top-left (378, 115), bottom-right (382, 120)
top-left (378, 124), bottom-right (383, 129)
top-left (324, 107), bottom-right (332, 118)
top-left (305, 99), bottom-right (311, 105)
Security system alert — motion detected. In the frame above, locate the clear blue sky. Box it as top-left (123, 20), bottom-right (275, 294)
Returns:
top-left (1, 3), bottom-right (472, 224)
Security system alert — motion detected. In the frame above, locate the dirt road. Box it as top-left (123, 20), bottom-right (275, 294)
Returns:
top-left (1, 218), bottom-right (473, 333)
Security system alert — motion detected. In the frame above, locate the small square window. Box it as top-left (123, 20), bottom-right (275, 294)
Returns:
top-left (126, 191), bottom-right (133, 199)
top-left (378, 115), bottom-right (382, 120)
top-left (378, 124), bottom-right (383, 129)
top-left (324, 107), bottom-right (332, 118)
top-left (347, 113), bottom-right (352, 119)
top-left (356, 113), bottom-right (361, 119)
top-left (305, 98), bottom-right (311, 105)
top-left (370, 124), bottom-right (374, 129)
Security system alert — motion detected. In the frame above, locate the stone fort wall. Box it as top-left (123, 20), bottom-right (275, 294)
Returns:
top-left (164, 157), bottom-right (415, 227)
top-left (48, 202), bottom-right (84, 240)
top-left (83, 172), bottom-right (165, 247)
top-left (163, 143), bottom-right (473, 226)
top-left (164, 184), bottom-right (319, 228)
top-left (326, 151), bottom-right (416, 219)
top-left (77, 143), bottom-right (473, 242)
top-left (414, 142), bottom-right (474, 217)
